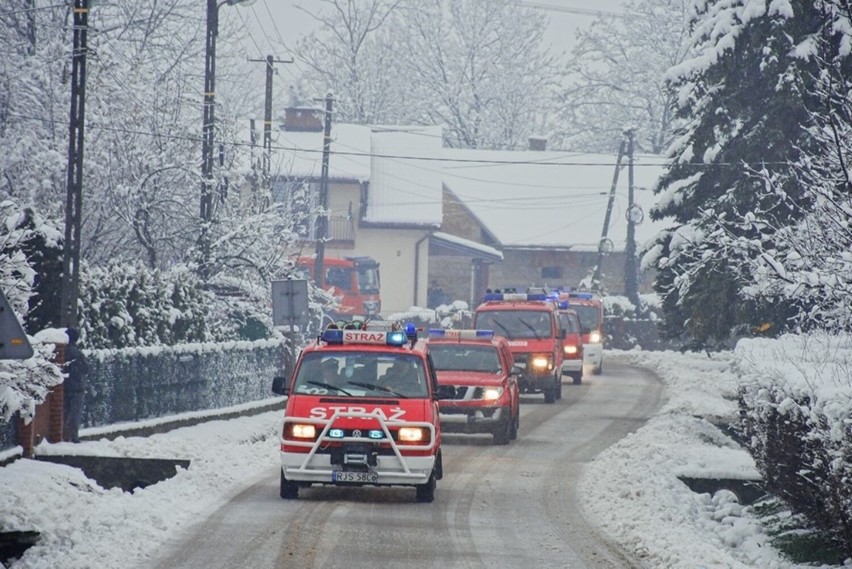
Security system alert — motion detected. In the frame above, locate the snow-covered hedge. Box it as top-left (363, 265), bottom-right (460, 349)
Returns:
top-left (81, 339), bottom-right (287, 429)
top-left (735, 334), bottom-right (852, 556)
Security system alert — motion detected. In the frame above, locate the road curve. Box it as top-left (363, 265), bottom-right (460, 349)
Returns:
top-left (146, 363), bottom-right (662, 569)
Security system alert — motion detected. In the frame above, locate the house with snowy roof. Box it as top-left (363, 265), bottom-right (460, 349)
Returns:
top-left (264, 108), bottom-right (502, 314)
top-left (433, 146), bottom-right (669, 303)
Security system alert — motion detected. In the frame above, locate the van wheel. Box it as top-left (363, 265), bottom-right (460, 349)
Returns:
top-left (571, 371), bottom-right (583, 385)
top-left (280, 471), bottom-right (298, 500)
top-left (543, 387), bottom-right (556, 404)
top-left (416, 475), bottom-right (436, 503)
top-left (493, 418), bottom-right (512, 445)
top-left (509, 412), bottom-right (519, 440)
top-left (556, 376), bottom-right (563, 400)
top-left (592, 363), bottom-right (602, 376)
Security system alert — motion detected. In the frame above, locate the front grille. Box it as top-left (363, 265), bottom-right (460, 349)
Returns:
top-left (442, 385), bottom-right (486, 401)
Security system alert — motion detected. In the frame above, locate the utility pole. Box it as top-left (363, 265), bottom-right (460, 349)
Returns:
top-left (199, 0), bottom-right (254, 280)
top-left (624, 128), bottom-right (640, 306)
top-left (314, 93), bottom-right (334, 288)
top-left (592, 136), bottom-right (627, 291)
top-left (60, 0), bottom-right (90, 328)
top-left (248, 55), bottom-right (292, 211)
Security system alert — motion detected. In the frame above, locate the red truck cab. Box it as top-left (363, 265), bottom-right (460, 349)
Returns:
top-left (295, 256), bottom-right (381, 318)
top-left (427, 329), bottom-right (520, 445)
top-left (272, 322), bottom-right (442, 502)
top-left (473, 290), bottom-right (565, 403)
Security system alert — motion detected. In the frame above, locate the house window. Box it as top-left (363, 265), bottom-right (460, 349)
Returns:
top-left (541, 266), bottom-right (563, 279)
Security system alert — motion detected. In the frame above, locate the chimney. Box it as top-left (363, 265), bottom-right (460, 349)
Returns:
top-left (528, 136), bottom-right (547, 151)
top-left (283, 107), bottom-right (323, 132)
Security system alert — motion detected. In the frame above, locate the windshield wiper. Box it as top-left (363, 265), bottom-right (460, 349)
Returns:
top-left (517, 318), bottom-right (541, 340)
top-left (345, 381), bottom-right (408, 399)
top-left (305, 380), bottom-right (352, 396)
top-left (490, 319), bottom-right (513, 339)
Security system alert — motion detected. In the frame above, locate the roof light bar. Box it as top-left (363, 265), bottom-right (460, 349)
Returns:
top-left (321, 329), bottom-right (408, 346)
top-left (483, 292), bottom-right (548, 302)
top-left (428, 329), bottom-right (495, 341)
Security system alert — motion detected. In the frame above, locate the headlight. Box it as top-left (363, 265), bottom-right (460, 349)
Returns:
top-left (530, 355), bottom-right (551, 370)
top-left (564, 345), bottom-right (579, 355)
top-left (285, 423), bottom-right (317, 440)
top-left (589, 331), bottom-right (602, 343)
top-left (482, 387), bottom-right (503, 401)
top-left (397, 427), bottom-right (428, 443)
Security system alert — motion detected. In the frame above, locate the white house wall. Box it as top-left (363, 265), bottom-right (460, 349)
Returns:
top-left (326, 228), bottom-right (431, 316)
top-left (365, 127), bottom-right (443, 225)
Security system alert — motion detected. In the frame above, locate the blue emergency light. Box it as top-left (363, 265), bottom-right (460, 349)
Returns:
top-left (557, 300), bottom-right (570, 310)
top-left (428, 329), bottom-right (495, 340)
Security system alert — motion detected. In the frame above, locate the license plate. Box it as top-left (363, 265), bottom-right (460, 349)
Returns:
top-left (333, 470), bottom-right (378, 483)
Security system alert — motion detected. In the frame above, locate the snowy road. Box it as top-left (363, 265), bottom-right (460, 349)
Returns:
top-left (145, 364), bottom-right (663, 569)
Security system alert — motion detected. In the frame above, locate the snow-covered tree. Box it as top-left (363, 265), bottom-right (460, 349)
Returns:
top-left (0, 199), bottom-right (64, 423)
top-left (294, 0), bottom-right (412, 125)
top-left (699, 1), bottom-right (852, 332)
top-left (294, 0), bottom-right (560, 150)
top-left (646, 0), bottom-right (848, 346)
top-left (554, 0), bottom-right (695, 154)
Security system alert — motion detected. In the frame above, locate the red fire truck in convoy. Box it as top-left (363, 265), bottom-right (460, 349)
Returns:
top-left (295, 256), bottom-right (381, 318)
top-left (558, 291), bottom-right (604, 375)
top-left (427, 329), bottom-right (520, 445)
top-left (271, 322), bottom-right (443, 502)
top-left (473, 290), bottom-right (565, 403)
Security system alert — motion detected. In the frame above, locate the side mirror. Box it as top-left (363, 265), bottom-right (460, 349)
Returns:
top-left (561, 328), bottom-right (567, 338)
top-left (580, 326), bottom-right (591, 335)
top-left (510, 364), bottom-right (524, 376)
top-left (271, 376), bottom-right (290, 396)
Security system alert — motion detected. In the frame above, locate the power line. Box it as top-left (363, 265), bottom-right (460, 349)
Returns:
top-left (511, 1), bottom-right (628, 18)
top-left (5, 112), bottom-right (796, 169)
top-left (0, 3), bottom-right (66, 16)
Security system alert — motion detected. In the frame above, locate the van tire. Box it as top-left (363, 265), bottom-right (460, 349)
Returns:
top-left (280, 471), bottom-right (298, 500)
top-left (493, 418), bottom-right (512, 445)
top-left (544, 387), bottom-right (556, 404)
top-left (571, 371), bottom-right (583, 385)
top-left (416, 475), bottom-right (436, 503)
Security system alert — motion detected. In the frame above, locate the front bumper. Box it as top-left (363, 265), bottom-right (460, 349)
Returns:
top-left (279, 411), bottom-right (437, 487)
top-left (281, 452), bottom-right (435, 486)
top-left (583, 343), bottom-right (603, 367)
top-left (439, 405), bottom-right (509, 434)
top-left (561, 357), bottom-right (583, 374)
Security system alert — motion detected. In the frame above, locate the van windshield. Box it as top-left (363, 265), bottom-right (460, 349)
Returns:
top-left (572, 305), bottom-right (601, 331)
top-left (357, 266), bottom-right (380, 294)
top-left (475, 310), bottom-right (553, 340)
top-left (292, 351), bottom-right (428, 398)
top-left (429, 344), bottom-right (503, 373)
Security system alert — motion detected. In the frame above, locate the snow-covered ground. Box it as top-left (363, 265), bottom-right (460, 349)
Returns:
top-left (1, 348), bottom-right (849, 569)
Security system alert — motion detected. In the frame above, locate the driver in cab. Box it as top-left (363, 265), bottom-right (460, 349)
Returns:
top-left (380, 359), bottom-right (422, 397)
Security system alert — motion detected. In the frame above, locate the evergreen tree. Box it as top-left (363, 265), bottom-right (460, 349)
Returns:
top-left (647, 0), bottom-right (838, 345)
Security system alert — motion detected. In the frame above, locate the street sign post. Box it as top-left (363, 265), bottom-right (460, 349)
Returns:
top-left (271, 279), bottom-right (309, 378)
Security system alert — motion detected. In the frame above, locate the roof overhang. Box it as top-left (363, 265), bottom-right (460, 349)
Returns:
top-left (429, 232), bottom-right (503, 262)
